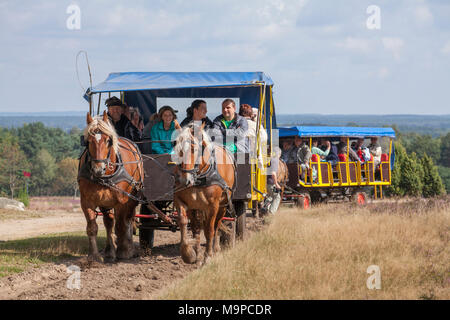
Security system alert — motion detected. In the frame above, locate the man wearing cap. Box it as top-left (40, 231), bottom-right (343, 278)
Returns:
top-left (211, 98), bottom-right (249, 153)
top-left (105, 96), bottom-right (142, 142)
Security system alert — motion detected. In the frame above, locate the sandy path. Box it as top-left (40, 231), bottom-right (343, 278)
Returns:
top-left (0, 210), bottom-right (262, 300)
top-left (0, 212), bottom-right (97, 241)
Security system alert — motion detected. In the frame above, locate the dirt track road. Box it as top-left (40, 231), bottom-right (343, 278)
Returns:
top-left (0, 211), bottom-right (99, 241)
top-left (0, 210), bottom-right (261, 300)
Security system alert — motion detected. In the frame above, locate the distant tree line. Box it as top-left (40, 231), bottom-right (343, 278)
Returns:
top-left (0, 122), bottom-right (448, 204)
top-left (0, 123), bottom-right (82, 202)
top-left (387, 128), bottom-right (448, 197)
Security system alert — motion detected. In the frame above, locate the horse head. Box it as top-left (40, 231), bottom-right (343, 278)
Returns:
top-left (84, 111), bottom-right (119, 177)
top-left (173, 121), bottom-right (211, 186)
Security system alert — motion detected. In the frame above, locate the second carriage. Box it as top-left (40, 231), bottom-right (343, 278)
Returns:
top-left (278, 125), bottom-right (396, 208)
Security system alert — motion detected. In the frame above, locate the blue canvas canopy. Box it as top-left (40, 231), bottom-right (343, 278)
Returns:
top-left (87, 72), bottom-right (273, 93)
top-left (279, 126), bottom-right (396, 169)
top-left (278, 126), bottom-right (396, 138)
top-left (84, 71), bottom-right (275, 128)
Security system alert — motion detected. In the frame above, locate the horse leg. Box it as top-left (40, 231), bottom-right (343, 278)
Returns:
top-left (176, 200), bottom-right (197, 264)
top-left (204, 203), bottom-right (219, 262)
top-left (81, 202), bottom-right (102, 263)
top-left (115, 203), bottom-right (135, 260)
top-left (190, 210), bottom-right (204, 264)
top-left (213, 206), bottom-right (227, 253)
top-left (102, 209), bottom-right (117, 262)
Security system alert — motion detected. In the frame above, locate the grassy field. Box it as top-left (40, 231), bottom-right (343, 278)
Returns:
top-left (0, 231), bottom-right (106, 278)
top-left (159, 199), bottom-right (450, 300)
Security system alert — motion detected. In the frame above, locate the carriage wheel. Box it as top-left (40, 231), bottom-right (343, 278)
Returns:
top-left (296, 193), bottom-right (311, 210)
top-left (219, 220), bottom-right (236, 248)
top-left (234, 201), bottom-right (246, 241)
top-left (139, 227), bottom-right (154, 251)
top-left (353, 191), bottom-right (367, 205)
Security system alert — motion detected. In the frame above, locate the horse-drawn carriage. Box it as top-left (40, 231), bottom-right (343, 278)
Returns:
top-left (80, 72), bottom-right (277, 263)
top-left (278, 126), bottom-right (396, 208)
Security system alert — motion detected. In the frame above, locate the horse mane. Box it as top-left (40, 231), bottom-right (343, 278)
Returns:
top-left (83, 116), bottom-right (120, 154)
top-left (174, 123), bottom-right (213, 156)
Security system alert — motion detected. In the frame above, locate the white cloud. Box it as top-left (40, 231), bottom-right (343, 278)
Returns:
top-left (382, 37), bottom-right (404, 60)
top-left (378, 67), bottom-right (389, 79)
top-left (441, 41), bottom-right (450, 55)
top-left (414, 5), bottom-right (433, 25)
top-left (337, 37), bottom-right (370, 53)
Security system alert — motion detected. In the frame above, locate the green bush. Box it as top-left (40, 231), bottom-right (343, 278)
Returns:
top-left (17, 187), bottom-right (29, 207)
top-left (437, 166), bottom-right (450, 193)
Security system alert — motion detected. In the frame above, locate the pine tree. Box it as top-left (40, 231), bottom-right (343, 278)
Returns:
top-left (399, 152), bottom-right (422, 197)
top-left (440, 132), bottom-right (450, 167)
top-left (422, 155), bottom-right (445, 197)
top-left (389, 141), bottom-right (406, 196)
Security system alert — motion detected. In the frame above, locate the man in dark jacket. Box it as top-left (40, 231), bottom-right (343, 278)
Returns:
top-left (105, 97), bottom-right (142, 142)
top-left (180, 99), bottom-right (214, 129)
top-left (210, 98), bottom-right (249, 153)
top-left (326, 140), bottom-right (339, 165)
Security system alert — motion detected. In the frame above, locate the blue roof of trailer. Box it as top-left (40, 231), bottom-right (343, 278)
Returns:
top-left (88, 72), bottom-right (273, 93)
top-left (278, 126), bottom-right (396, 138)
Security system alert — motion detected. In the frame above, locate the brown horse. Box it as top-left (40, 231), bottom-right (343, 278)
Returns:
top-left (172, 123), bottom-right (235, 264)
top-left (78, 111), bottom-right (144, 262)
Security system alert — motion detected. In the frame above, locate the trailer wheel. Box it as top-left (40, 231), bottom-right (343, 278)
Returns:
top-left (353, 191), bottom-right (367, 205)
top-left (296, 193), bottom-right (311, 210)
top-left (219, 220), bottom-right (236, 248)
top-left (234, 201), bottom-right (246, 240)
top-left (139, 226), bottom-right (154, 251)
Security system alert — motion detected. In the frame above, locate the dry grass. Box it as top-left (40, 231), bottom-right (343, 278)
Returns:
top-left (28, 197), bottom-right (81, 212)
top-left (159, 199), bottom-right (450, 300)
top-left (0, 209), bottom-right (44, 221)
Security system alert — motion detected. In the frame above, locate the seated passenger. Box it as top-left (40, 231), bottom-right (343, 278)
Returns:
top-left (180, 99), bottom-right (213, 129)
top-left (239, 104), bottom-right (267, 167)
top-left (281, 140), bottom-right (292, 163)
top-left (326, 140), bottom-right (339, 165)
top-left (211, 98), bottom-right (249, 153)
top-left (150, 106), bottom-right (178, 154)
top-left (130, 107), bottom-right (144, 132)
top-left (296, 138), bottom-right (312, 181)
top-left (312, 138), bottom-right (330, 160)
top-left (367, 137), bottom-right (382, 166)
top-left (337, 137), bottom-right (360, 162)
top-left (105, 97), bottom-right (141, 142)
top-left (285, 136), bottom-right (303, 164)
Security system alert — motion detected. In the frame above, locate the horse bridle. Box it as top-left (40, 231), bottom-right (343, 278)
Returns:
top-left (178, 134), bottom-right (214, 181)
top-left (88, 133), bottom-right (115, 173)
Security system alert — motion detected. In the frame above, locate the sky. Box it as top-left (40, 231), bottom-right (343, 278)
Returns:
top-left (0, 0), bottom-right (449, 115)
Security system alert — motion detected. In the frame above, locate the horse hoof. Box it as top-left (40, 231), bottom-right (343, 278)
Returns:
top-left (103, 255), bottom-right (117, 263)
top-left (117, 252), bottom-right (132, 260)
top-left (88, 254), bottom-right (103, 263)
top-left (181, 245), bottom-right (197, 264)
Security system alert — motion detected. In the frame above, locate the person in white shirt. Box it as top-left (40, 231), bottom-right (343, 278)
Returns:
top-left (239, 104), bottom-right (267, 168)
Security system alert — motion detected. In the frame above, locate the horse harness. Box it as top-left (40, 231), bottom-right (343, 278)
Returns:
top-left (178, 143), bottom-right (237, 216)
top-left (77, 137), bottom-right (144, 202)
